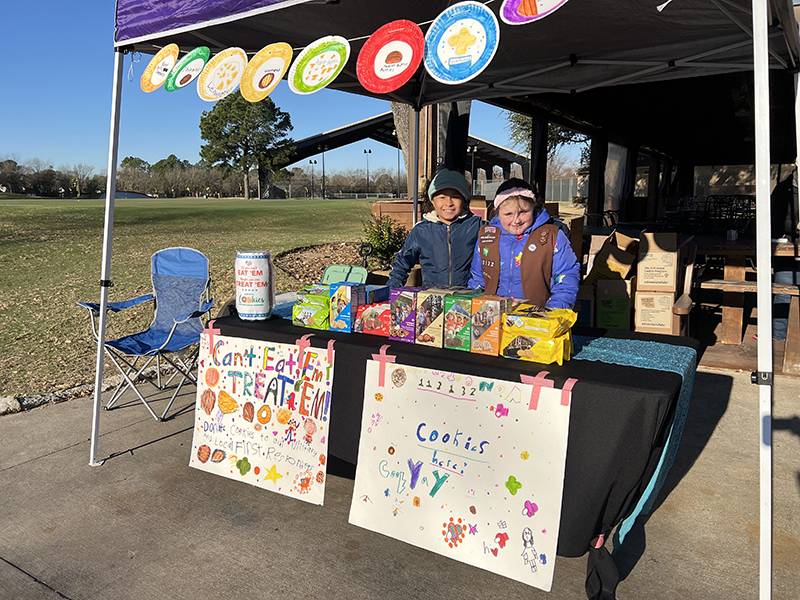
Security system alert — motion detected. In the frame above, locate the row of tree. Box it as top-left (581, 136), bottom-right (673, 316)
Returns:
top-left (0, 158), bottom-right (105, 197)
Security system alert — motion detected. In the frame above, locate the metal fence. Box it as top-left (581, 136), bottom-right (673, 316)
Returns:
top-left (545, 178), bottom-right (581, 202)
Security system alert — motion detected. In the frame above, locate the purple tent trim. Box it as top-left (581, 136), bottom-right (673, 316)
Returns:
top-left (115, 0), bottom-right (312, 45)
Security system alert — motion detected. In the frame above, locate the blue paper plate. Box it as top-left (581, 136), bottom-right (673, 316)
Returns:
top-left (424, 1), bottom-right (499, 85)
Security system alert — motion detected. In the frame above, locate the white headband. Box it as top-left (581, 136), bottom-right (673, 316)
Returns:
top-left (493, 187), bottom-right (537, 209)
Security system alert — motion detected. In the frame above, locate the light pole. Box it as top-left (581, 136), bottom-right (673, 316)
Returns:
top-left (393, 129), bottom-right (400, 198)
top-left (364, 148), bottom-right (372, 195)
top-left (318, 144), bottom-right (328, 199)
top-left (309, 159), bottom-right (317, 198)
top-left (469, 145), bottom-right (479, 196)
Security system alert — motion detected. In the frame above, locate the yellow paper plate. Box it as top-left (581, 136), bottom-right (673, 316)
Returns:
top-left (197, 47), bottom-right (248, 102)
top-left (240, 43), bottom-right (293, 102)
top-left (140, 43), bottom-right (180, 93)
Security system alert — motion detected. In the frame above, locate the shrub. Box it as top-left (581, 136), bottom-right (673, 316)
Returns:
top-left (361, 215), bottom-right (408, 270)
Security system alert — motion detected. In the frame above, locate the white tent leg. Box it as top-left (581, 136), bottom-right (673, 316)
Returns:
top-left (89, 49), bottom-right (125, 467)
top-left (751, 1), bottom-right (773, 598)
top-left (412, 108), bottom-right (420, 224)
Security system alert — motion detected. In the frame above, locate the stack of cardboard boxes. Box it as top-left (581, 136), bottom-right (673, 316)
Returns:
top-left (634, 232), bottom-right (682, 335)
top-left (581, 231), bottom-right (639, 330)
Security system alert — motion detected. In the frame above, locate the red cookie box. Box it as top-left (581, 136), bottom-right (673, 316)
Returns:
top-left (354, 302), bottom-right (390, 336)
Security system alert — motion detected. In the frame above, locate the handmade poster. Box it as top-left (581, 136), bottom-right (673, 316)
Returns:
top-left (288, 36), bottom-right (350, 95)
top-left (164, 46), bottom-right (210, 92)
top-left (197, 47), bottom-right (248, 101)
top-left (349, 361), bottom-right (572, 591)
top-left (500, 0), bottom-right (570, 25)
top-left (357, 20), bottom-right (424, 94)
top-left (140, 43), bottom-right (179, 92)
top-left (240, 42), bottom-right (293, 102)
top-left (423, 1), bottom-right (500, 85)
top-left (190, 333), bottom-right (335, 506)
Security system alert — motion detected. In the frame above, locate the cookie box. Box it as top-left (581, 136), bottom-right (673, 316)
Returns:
top-left (330, 282), bottom-right (366, 332)
top-left (443, 291), bottom-right (480, 351)
top-left (354, 302), bottom-right (390, 336)
top-left (415, 288), bottom-right (451, 348)
top-left (389, 287), bottom-right (420, 343)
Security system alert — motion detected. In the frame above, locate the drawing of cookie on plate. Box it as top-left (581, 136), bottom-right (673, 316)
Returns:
top-left (210, 449), bottom-right (226, 463)
top-left (391, 366), bottom-right (407, 388)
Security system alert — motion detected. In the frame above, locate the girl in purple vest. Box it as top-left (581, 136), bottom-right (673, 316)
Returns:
top-left (468, 178), bottom-right (580, 308)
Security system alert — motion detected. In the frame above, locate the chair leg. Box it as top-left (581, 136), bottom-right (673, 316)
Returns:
top-left (104, 351), bottom-right (161, 420)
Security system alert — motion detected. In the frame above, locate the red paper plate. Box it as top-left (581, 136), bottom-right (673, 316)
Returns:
top-left (357, 20), bottom-right (424, 95)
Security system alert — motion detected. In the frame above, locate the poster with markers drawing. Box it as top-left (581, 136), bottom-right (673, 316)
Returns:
top-left (349, 361), bottom-right (571, 591)
top-left (189, 334), bottom-right (334, 506)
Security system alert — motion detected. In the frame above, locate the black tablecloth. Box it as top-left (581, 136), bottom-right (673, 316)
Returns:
top-left (215, 316), bottom-right (698, 561)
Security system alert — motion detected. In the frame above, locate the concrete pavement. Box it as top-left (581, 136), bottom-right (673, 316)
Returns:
top-left (0, 367), bottom-right (798, 599)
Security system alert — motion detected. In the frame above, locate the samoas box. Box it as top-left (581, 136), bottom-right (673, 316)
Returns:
top-left (415, 288), bottom-right (451, 348)
top-left (330, 282), bottom-right (366, 332)
top-left (389, 287), bottom-right (420, 343)
top-left (354, 302), bottom-right (390, 336)
top-left (292, 284), bottom-right (330, 330)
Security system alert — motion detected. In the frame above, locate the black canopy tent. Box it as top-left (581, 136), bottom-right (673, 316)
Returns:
top-left (93, 2), bottom-right (799, 597)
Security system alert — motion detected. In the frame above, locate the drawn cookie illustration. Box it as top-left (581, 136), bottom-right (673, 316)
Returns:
top-left (200, 389), bottom-right (216, 415)
top-left (391, 367), bottom-right (407, 388)
top-left (197, 444), bottom-right (211, 463)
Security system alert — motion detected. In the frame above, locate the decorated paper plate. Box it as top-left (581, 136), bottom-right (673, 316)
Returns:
top-left (288, 36), bottom-right (350, 95)
top-left (500, 0), bottom-right (570, 25)
top-left (164, 46), bottom-right (210, 92)
top-left (356, 20), bottom-right (424, 94)
top-left (196, 47), bottom-right (248, 102)
top-left (240, 42), bottom-right (293, 102)
top-left (423, 1), bottom-right (499, 85)
top-left (140, 43), bottom-right (180, 93)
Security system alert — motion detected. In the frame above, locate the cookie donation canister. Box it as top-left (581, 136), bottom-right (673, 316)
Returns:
top-left (235, 251), bottom-right (274, 320)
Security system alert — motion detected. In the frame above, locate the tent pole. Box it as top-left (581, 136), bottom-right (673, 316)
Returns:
top-left (413, 108), bottom-right (420, 224)
top-left (89, 49), bottom-right (125, 467)
top-left (751, 1), bottom-right (773, 598)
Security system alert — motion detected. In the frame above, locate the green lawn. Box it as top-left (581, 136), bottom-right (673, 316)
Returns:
top-left (0, 196), bottom-right (372, 397)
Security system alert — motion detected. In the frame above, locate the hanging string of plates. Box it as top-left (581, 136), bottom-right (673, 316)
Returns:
top-left (137, 0), bottom-right (569, 101)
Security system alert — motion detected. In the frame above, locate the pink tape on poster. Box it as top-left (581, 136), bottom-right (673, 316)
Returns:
top-left (327, 339), bottom-right (335, 364)
top-left (520, 371), bottom-right (554, 410)
top-left (371, 344), bottom-right (396, 387)
top-left (203, 319), bottom-right (221, 348)
top-left (295, 333), bottom-right (314, 367)
top-left (561, 377), bottom-right (578, 406)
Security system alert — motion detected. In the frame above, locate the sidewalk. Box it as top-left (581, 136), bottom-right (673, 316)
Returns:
top-left (1, 367), bottom-right (798, 600)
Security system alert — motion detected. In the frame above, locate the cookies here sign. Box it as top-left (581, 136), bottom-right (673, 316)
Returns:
top-left (190, 334), bottom-right (334, 505)
top-left (349, 361), bottom-right (571, 591)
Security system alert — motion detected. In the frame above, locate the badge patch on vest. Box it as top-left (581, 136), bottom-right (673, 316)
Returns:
top-left (528, 244), bottom-right (537, 252)
top-left (539, 230), bottom-right (548, 244)
top-left (485, 226), bottom-right (496, 233)
top-left (482, 247), bottom-right (489, 256)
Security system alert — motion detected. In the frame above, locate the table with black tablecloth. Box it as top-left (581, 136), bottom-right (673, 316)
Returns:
top-left (214, 314), bottom-right (697, 599)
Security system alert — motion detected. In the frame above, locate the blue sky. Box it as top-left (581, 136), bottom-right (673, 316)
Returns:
top-left (0, 1), bottom-right (518, 177)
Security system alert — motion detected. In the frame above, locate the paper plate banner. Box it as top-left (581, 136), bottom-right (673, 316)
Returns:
top-left (357, 20), bottom-right (424, 95)
top-left (240, 42), bottom-right (293, 102)
top-left (288, 36), bottom-right (350, 95)
top-left (164, 46), bottom-right (210, 92)
top-left (140, 43), bottom-right (180, 93)
top-left (424, 1), bottom-right (500, 85)
top-left (500, 0), bottom-right (570, 25)
top-left (197, 47), bottom-right (248, 102)
top-left (500, 0), bottom-right (567, 25)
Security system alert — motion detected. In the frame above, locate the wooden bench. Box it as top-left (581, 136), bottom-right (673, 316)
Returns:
top-left (699, 279), bottom-right (800, 374)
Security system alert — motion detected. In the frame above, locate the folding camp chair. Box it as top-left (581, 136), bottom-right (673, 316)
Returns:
top-left (78, 247), bottom-right (214, 421)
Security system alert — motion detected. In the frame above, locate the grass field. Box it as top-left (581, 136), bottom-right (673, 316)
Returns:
top-left (0, 196), bottom-right (373, 397)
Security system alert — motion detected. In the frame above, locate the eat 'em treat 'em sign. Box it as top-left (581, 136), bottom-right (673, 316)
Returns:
top-left (349, 361), bottom-right (571, 591)
top-left (190, 334), bottom-right (335, 506)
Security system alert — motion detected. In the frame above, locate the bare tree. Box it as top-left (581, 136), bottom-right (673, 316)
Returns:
top-left (71, 163), bottom-right (94, 197)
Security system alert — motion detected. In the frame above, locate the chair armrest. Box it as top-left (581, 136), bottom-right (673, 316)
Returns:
top-left (77, 293), bottom-right (154, 313)
top-left (174, 299), bottom-right (215, 323)
top-left (672, 293), bottom-right (693, 316)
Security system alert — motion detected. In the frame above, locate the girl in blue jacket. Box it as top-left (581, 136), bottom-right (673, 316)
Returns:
top-left (387, 169), bottom-right (483, 288)
top-left (468, 178), bottom-right (580, 309)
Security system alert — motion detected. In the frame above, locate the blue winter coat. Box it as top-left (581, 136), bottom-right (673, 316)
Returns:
top-left (387, 210), bottom-right (483, 288)
top-left (467, 209), bottom-right (580, 309)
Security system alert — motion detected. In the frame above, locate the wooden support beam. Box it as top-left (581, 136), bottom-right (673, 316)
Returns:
top-left (529, 115), bottom-right (548, 197)
top-left (587, 131), bottom-right (608, 215)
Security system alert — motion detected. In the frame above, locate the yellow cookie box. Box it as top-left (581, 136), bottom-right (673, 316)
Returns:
top-left (500, 329), bottom-right (573, 366)
top-left (503, 305), bottom-right (577, 338)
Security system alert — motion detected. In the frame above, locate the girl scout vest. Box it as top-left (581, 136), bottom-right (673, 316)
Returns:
top-left (478, 223), bottom-right (559, 306)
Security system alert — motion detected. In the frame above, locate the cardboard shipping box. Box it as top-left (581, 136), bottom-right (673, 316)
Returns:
top-left (637, 232), bottom-right (679, 292)
top-left (575, 284), bottom-right (595, 327)
top-left (584, 231), bottom-right (639, 286)
top-left (635, 291), bottom-right (681, 335)
top-left (596, 277), bottom-right (636, 330)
